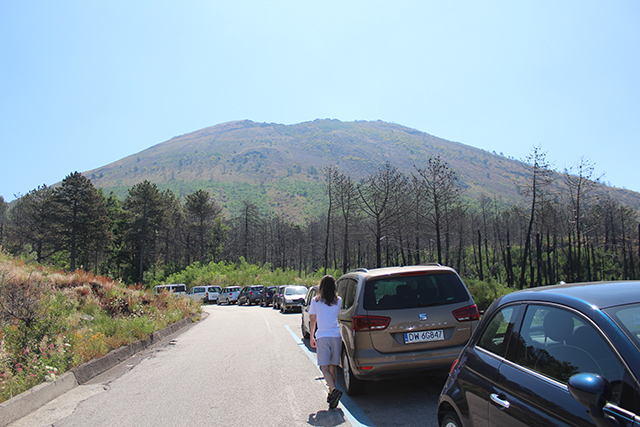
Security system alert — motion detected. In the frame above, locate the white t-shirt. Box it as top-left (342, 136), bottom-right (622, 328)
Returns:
top-left (309, 296), bottom-right (342, 339)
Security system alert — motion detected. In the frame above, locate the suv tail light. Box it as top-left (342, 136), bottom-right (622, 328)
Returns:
top-left (452, 304), bottom-right (480, 322)
top-left (353, 315), bottom-right (391, 332)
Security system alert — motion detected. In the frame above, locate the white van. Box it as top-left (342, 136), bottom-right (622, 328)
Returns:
top-left (153, 284), bottom-right (187, 296)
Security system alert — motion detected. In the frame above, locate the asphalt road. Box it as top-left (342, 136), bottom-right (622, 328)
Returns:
top-left (9, 304), bottom-right (447, 427)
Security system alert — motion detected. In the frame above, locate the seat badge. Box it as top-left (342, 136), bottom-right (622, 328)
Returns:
top-left (419, 313), bottom-right (427, 321)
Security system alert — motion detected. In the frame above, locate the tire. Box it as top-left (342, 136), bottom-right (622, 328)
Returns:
top-left (341, 349), bottom-right (366, 396)
top-left (440, 412), bottom-right (462, 427)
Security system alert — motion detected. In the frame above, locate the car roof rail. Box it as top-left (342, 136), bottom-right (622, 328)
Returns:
top-left (349, 268), bottom-right (369, 273)
top-left (423, 262), bottom-right (442, 267)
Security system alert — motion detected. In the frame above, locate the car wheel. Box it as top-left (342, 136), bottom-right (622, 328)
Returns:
top-left (342, 349), bottom-right (366, 396)
top-left (440, 412), bottom-right (462, 427)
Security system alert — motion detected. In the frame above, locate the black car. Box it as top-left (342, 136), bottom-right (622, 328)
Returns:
top-left (237, 285), bottom-right (263, 306)
top-left (259, 285), bottom-right (277, 307)
top-left (438, 280), bottom-right (640, 427)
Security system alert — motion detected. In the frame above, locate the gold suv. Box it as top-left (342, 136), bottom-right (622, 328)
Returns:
top-left (336, 265), bottom-right (479, 395)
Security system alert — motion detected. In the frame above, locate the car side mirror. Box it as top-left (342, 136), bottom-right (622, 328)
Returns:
top-left (568, 373), bottom-right (619, 427)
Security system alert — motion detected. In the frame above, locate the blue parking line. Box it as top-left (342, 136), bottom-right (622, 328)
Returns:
top-left (285, 325), bottom-right (375, 427)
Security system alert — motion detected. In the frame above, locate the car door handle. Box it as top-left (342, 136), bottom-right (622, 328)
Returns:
top-left (490, 393), bottom-right (511, 410)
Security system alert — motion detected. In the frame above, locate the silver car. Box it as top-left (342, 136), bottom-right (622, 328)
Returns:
top-left (186, 286), bottom-right (208, 303)
top-left (280, 285), bottom-right (308, 313)
top-left (217, 286), bottom-right (241, 305)
top-left (205, 286), bottom-right (221, 303)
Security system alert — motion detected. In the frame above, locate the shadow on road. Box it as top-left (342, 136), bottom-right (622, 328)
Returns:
top-left (308, 408), bottom-right (347, 426)
top-left (300, 336), bottom-right (448, 427)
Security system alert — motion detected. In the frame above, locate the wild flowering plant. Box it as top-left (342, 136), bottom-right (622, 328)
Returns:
top-left (0, 333), bottom-right (71, 401)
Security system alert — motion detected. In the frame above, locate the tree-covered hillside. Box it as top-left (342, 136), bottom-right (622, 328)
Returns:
top-left (83, 119), bottom-right (640, 220)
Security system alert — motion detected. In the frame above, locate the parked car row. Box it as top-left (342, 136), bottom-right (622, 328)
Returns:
top-left (154, 284), bottom-right (222, 304)
top-left (296, 264), bottom-right (640, 426)
top-left (214, 284), bottom-right (308, 313)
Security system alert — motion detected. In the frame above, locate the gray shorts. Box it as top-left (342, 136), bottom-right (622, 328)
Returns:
top-left (316, 336), bottom-right (341, 366)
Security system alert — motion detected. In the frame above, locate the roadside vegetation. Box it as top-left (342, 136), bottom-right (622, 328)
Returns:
top-left (0, 252), bottom-right (200, 403)
top-left (148, 257), bottom-right (341, 290)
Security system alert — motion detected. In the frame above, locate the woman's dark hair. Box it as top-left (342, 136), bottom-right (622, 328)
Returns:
top-left (318, 275), bottom-right (338, 306)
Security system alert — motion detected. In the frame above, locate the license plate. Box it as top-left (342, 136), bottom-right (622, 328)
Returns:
top-left (404, 329), bottom-right (444, 344)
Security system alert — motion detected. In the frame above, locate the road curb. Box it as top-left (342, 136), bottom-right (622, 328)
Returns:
top-left (0, 316), bottom-right (197, 427)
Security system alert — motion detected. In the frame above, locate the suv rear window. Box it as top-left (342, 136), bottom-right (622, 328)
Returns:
top-left (363, 272), bottom-right (468, 310)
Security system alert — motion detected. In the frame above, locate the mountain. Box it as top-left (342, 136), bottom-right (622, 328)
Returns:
top-left (84, 119), bottom-right (640, 220)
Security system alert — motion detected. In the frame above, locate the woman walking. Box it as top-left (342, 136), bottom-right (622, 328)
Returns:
top-left (309, 275), bottom-right (343, 409)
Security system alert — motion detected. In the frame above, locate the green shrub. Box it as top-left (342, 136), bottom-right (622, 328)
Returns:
top-left (463, 277), bottom-right (514, 313)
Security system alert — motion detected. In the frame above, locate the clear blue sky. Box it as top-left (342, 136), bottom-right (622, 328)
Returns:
top-left (2, 1), bottom-right (639, 202)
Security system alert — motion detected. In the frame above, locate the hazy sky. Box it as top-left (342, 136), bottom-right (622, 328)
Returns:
top-left (2, 1), bottom-right (639, 202)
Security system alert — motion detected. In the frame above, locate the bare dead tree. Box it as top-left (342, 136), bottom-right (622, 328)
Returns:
top-left (357, 162), bottom-right (409, 268)
top-left (413, 156), bottom-right (462, 265)
top-left (519, 146), bottom-right (553, 288)
top-left (563, 157), bottom-right (600, 281)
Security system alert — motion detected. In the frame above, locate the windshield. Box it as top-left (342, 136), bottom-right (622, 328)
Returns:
top-left (228, 287), bottom-right (241, 292)
top-left (285, 286), bottom-right (307, 296)
top-left (170, 285), bottom-right (186, 292)
top-left (363, 272), bottom-right (468, 310)
top-left (604, 303), bottom-right (640, 352)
